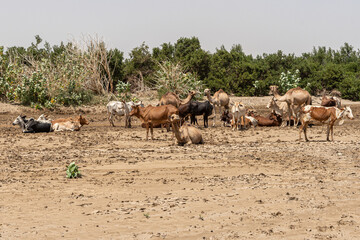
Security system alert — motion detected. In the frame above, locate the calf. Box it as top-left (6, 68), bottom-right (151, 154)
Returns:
top-left (221, 109), bottom-right (257, 129)
top-left (221, 109), bottom-right (232, 126)
top-left (299, 106), bottom-right (354, 141)
top-left (231, 102), bottom-right (246, 130)
top-left (266, 97), bottom-right (301, 127)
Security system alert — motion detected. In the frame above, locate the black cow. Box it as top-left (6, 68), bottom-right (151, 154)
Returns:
top-left (12, 115), bottom-right (52, 133)
top-left (188, 101), bottom-right (213, 128)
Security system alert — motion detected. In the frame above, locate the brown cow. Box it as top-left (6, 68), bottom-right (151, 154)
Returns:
top-left (51, 115), bottom-right (89, 126)
top-left (321, 95), bottom-right (341, 108)
top-left (51, 115), bottom-right (89, 132)
top-left (299, 106), bottom-right (354, 141)
top-left (247, 110), bottom-right (282, 127)
top-left (130, 104), bottom-right (179, 140)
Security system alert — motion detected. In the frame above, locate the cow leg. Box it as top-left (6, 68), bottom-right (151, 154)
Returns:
top-left (299, 122), bottom-right (303, 140)
top-left (128, 117), bottom-right (132, 128)
top-left (150, 123), bottom-right (154, 140)
top-left (145, 124), bottom-right (149, 140)
top-left (204, 115), bottom-right (208, 128)
top-left (299, 121), bottom-right (309, 141)
top-left (125, 115), bottom-right (130, 128)
top-left (303, 122), bottom-right (309, 141)
top-left (326, 124), bottom-right (331, 141)
top-left (330, 123), bottom-right (334, 141)
top-left (109, 113), bottom-right (115, 127)
top-left (24, 119), bottom-right (36, 133)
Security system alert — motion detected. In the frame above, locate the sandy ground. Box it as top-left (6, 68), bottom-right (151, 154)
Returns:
top-left (1, 96), bottom-right (360, 240)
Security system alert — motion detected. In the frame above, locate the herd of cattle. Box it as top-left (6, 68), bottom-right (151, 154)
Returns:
top-left (12, 86), bottom-right (354, 144)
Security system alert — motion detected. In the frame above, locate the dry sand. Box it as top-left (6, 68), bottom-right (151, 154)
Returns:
top-left (1, 96), bottom-right (359, 239)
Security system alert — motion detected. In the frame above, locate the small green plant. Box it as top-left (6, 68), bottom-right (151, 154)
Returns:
top-left (66, 162), bottom-right (81, 179)
top-left (143, 213), bottom-right (150, 219)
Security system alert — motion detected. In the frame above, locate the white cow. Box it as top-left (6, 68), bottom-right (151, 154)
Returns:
top-left (266, 97), bottom-right (302, 127)
top-left (106, 100), bottom-right (143, 127)
top-left (231, 102), bottom-right (246, 131)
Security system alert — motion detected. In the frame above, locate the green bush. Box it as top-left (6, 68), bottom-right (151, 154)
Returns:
top-left (154, 61), bottom-right (204, 99)
top-left (278, 70), bottom-right (300, 92)
top-left (15, 71), bottom-right (51, 107)
top-left (339, 74), bottom-right (360, 101)
top-left (66, 162), bottom-right (81, 179)
top-left (116, 81), bottom-right (131, 101)
top-left (55, 79), bottom-right (93, 106)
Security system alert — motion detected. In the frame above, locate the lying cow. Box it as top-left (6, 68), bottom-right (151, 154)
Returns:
top-left (106, 100), bottom-right (143, 128)
top-left (221, 109), bottom-right (257, 129)
top-left (299, 106), bottom-right (354, 142)
top-left (247, 109), bottom-right (282, 127)
top-left (51, 115), bottom-right (89, 132)
top-left (12, 115), bottom-right (52, 133)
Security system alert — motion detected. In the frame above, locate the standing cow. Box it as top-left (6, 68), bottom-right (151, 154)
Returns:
top-left (106, 100), bottom-right (143, 127)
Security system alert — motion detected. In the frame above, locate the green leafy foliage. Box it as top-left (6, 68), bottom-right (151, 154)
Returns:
top-left (66, 162), bottom-right (81, 179)
top-left (278, 70), bottom-right (300, 93)
top-left (154, 61), bottom-right (204, 99)
top-left (116, 81), bottom-right (132, 102)
top-left (2, 36), bottom-right (360, 103)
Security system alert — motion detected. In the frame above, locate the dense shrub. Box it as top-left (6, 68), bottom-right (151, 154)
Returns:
top-left (2, 36), bottom-right (360, 105)
top-left (339, 74), bottom-right (360, 101)
top-left (154, 61), bottom-right (204, 99)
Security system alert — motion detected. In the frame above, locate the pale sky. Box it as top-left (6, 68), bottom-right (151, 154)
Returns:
top-left (1, 0), bottom-right (359, 57)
